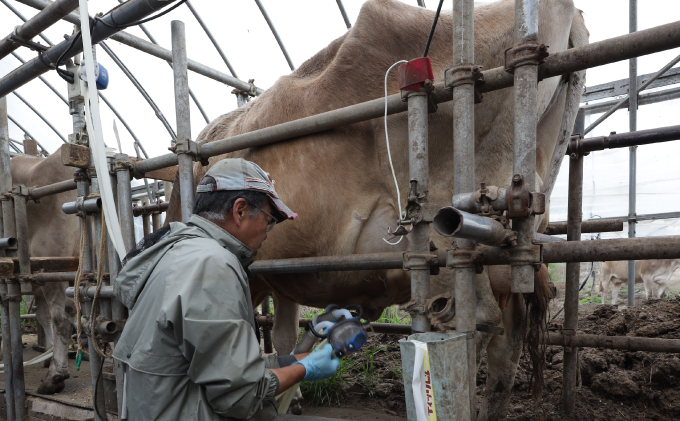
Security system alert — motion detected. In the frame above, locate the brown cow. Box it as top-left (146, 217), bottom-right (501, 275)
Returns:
top-left (9, 153), bottom-right (78, 394)
top-left (166, 0), bottom-right (588, 418)
top-left (600, 259), bottom-right (680, 305)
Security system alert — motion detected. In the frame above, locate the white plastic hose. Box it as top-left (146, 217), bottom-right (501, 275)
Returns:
top-left (78, 0), bottom-right (126, 259)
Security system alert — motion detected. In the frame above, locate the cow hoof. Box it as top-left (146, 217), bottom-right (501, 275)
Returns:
top-left (37, 380), bottom-right (65, 395)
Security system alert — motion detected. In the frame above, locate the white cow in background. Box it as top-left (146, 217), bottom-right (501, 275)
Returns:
top-left (600, 260), bottom-right (680, 305)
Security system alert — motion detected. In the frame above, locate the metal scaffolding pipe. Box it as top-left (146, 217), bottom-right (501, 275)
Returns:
top-left (0, 0), bottom-right (78, 60)
top-left (433, 207), bottom-right (515, 246)
top-left (510, 0), bottom-right (540, 294)
top-left (628, 0), bottom-right (638, 308)
top-left (172, 21), bottom-right (194, 223)
top-left (544, 219), bottom-right (623, 236)
top-left (569, 124), bottom-right (680, 155)
top-left (451, 0), bottom-right (476, 417)
top-left (29, 179), bottom-right (77, 200)
top-left (12, 91), bottom-right (67, 143)
top-left (544, 332), bottom-right (680, 353)
top-left (115, 154), bottom-right (136, 253)
top-left (11, 52), bottom-right (68, 105)
top-left (132, 18), bottom-right (680, 176)
top-left (33, 271), bottom-right (76, 283)
top-left (0, 0), bottom-right (52, 48)
top-left (451, 187), bottom-right (508, 214)
top-left (406, 91), bottom-right (431, 333)
top-left (0, 95), bottom-right (16, 421)
top-left (254, 0), bottom-right (295, 71)
top-left (62, 197), bottom-right (101, 215)
top-left (583, 85), bottom-right (680, 115)
top-left (0, 0), bottom-right (180, 97)
top-left (16, 0), bottom-right (263, 96)
top-left (336, 0), bottom-right (352, 29)
top-left (132, 201), bottom-right (168, 216)
top-left (562, 153), bottom-right (583, 413)
top-left (0, 237), bottom-right (17, 249)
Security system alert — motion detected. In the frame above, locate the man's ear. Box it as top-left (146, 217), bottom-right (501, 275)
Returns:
top-left (231, 198), bottom-right (249, 226)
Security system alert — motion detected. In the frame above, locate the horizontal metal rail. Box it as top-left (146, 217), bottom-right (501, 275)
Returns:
top-left (544, 332), bottom-right (680, 353)
top-left (583, 85), bottom-right (680, 115)
top-left (15, 0), bottom-right (264, 96)
top-left (582, 66), bottom-right (680, 103)
top-left (0, 0), bottom-right (180, 97)
top-left (570, 124), bottom-right (680, 155)
top-left (133, 19), bottom-right (680, 176)
top-left (256, 316), bottom-right (503, 336)
top-left (0, 0), bottom-right (78, 60)
top-left (29, 179), bottom-right (77, 200)
top-left (545, 219), bottom-right (624, 236)
top-left (132, 201), bottom-right (168, 216)
top-left (33, 271), bottom-right (75, 283)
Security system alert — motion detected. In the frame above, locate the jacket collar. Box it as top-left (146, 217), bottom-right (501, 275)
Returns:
top-left (187, 215), bottom-right (254, 268)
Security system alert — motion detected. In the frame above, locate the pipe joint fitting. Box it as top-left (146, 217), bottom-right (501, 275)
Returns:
top-left (402, 252), bottom-right (438, 271)
top-left (444, 63), bottom-right (485, 103)
top-left (170, 139), bottom-right (209, 166)
top-left (11, 184), bottom-right (29, 197)
top-left (62, 197), bottom-right (101, 216)
top-left (504, 41), bottom-right (549, 74)
top-left (447, 247), bottom-right (483, 269)
top-left (426, 293), bottom-right (455, 331)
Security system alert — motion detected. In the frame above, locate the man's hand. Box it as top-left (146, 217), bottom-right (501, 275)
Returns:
top-left (294, 344), bottom-right (340, 381)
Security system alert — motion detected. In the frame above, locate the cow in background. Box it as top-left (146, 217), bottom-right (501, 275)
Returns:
top-left (600, 259), bottom-right (680, 305)
top-left (8, 153), bottom-right (78, 394)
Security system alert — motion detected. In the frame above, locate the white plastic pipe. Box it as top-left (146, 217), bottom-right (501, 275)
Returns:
top-left (78, 0), bottom-right (126, 259)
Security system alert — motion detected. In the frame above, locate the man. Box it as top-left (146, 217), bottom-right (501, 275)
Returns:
top-left (113, 158), bottom-right (340, 420)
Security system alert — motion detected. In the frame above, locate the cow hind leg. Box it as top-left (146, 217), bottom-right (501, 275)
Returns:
top-left (655, 279), bottom-right (668, 299)
top-left (272, 293), bottom-right (300, 355)
top-left (36, 283), bottom-right (72, 395)
top-left (610, 280), bottom-right (623, 305)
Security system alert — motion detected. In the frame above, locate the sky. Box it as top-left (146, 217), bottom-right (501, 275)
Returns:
top-left (1, 0), bottom-right (680, 241)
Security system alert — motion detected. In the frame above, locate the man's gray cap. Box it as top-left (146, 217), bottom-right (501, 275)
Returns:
top-left (196, 158), bottom-right (297, 222)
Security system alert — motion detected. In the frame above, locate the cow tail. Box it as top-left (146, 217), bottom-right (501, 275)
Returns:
top-left (523, 264), bottom-right (553, 405)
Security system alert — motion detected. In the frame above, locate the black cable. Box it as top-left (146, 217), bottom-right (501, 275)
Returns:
top-left (551, 261), bottom-right (595, 321)
top-left (93, 343), bottom-right (107, 421)
top-left (422, 0), bottom-right (445, 57)
top-left (96, 0), bottom-right (187, 30)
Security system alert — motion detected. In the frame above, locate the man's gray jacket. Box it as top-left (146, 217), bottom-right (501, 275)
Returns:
top-left (112, 215), bottom-right (279, 420)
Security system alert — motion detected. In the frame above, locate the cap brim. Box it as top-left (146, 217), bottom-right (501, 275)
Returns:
top-left (268, 194), bottom-right (297, 222)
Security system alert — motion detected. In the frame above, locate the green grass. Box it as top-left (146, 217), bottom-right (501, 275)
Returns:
top-left (300, 354), bottom-right (353, 406)
top-left (300, 342), bottom-right (394, 406)
top-left (375, 305), bottom-right (411, 324)
top-left (548, 263), bottom-right (566, 283)
top-left (579, 295), bottom-right (602, 304)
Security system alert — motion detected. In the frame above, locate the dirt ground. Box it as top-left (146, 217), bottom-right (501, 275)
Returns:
top-left (300, 282), bottom-right (680, 420)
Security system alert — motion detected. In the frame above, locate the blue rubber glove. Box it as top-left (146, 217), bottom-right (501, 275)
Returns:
top-left (294, 344), bottom-right (341, 381)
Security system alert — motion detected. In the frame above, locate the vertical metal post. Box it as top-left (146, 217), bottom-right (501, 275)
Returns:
top-left (171, 21), bottom-right (194, 223)
top-left (115, 155), bottom-right (135, 252)
top-left (10, 189), bottom-right (30, 420)
top-left (628, 0), bottom-right (637, 307)
top-left (562, 153), bottom-right (583, 413)
top-left (407, 92), bottom-right (431, 333)
top-left (141, 197), bottom-right (151, 237)
top-left (511, 0), bottom-right (540, 294)
top-left (261, 295), bottom-right (273, 354)
top-left (451, 0), bottom-right (477, 418)
top-left (108, 166), bottom-right (126, 416)
top-left (0, 95), bottom-right (16, 421)
top-left (151, 209), bottom-right (161, 233)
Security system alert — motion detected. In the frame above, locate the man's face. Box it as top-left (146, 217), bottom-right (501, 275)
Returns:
top-left (239, 202), bottom-right (274, 255)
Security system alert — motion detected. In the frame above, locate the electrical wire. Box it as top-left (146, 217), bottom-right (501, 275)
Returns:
top-left (423, 0), bottom-right (445, 57)
top-left (95, 0), bottom-right (187, 29)
top-left (382, 60), bottom-right (408, 246)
